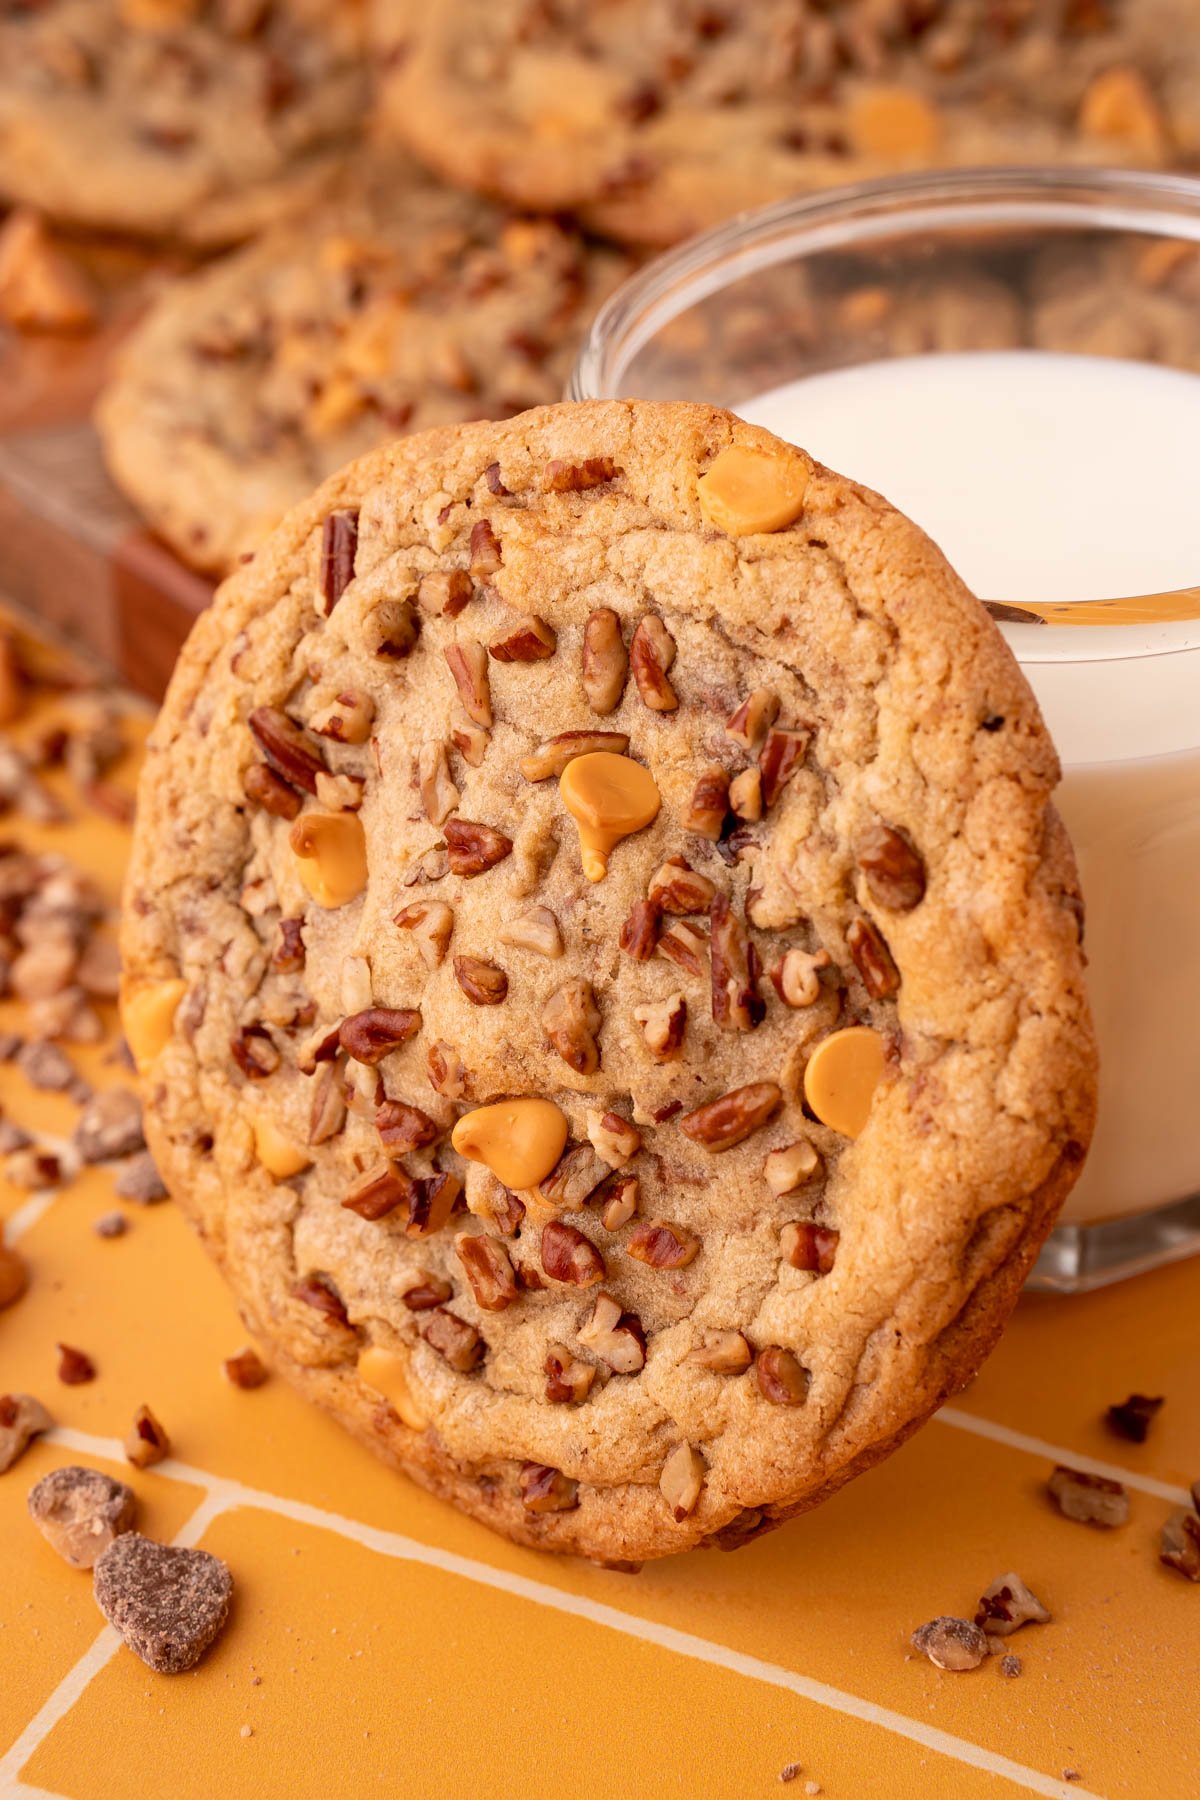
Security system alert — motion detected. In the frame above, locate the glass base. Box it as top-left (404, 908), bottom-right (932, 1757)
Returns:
top-left (1028, 1191), bottom-right (1200, 1294)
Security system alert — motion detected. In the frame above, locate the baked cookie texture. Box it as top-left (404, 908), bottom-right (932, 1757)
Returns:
top-left (121, 400), bottom-right (1096, 1562)
top-left (96, 160), bottom-right (631, 573)
top-left (0, 0), bottom-right (366, 244)
top-left (373, 0), bottom-right (1200, 247)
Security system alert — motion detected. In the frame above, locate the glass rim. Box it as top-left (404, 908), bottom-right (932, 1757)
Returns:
top-left (568, 165), bottom-right (1200, 662)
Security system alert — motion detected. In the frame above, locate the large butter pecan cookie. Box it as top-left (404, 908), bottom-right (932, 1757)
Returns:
top-left (0, 0), bottom-right (366, 244)
top-left (96, 158), bottom-right (631, 574)
top-left (121, 400), bottom-right (1096, 1562)
top-left (373, 0), bottom-right (1200, 247)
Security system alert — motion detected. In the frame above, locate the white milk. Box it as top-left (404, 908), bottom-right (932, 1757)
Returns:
top-left (741, 351), bottom-right (1200, 1224)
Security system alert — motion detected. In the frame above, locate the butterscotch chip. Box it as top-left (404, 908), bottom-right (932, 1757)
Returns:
top-left (93, 1533), bottom-right (233, 1673)
top-left (121, 399), bottom-right (1095, 1566)
top-left (28, 1465), bottom-right (136, 1569)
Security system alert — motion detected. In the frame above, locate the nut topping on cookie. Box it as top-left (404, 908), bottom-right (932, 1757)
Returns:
top-left (454, 955), bottom-right (508, 1005)
top-left (541, 1219), bottom-right (606, 1286)
top-left (687, 1330), bottom-right (752, 1375)
top-left (559, 751), bottom-right (660, 881)
top-left (629, 616), bottom-right (678, 712)
top-left (781, 1223), bottom-right (839, 1275)
top-left (680, 1081), bottom-right (780, 1152)
top-left (455, 1232), bottom-right (519, 1312)
top-left (288, 812), bottom-right (367, 908)
top-left (685, 767), bottom-right (731, 840)
top-left (340, 1008), bottom-right (421, 1065)
top-left (489, 615), bottom-right (557, 663)
top-left (632, 991), bottom-right (686, 1061)
top-left (697, 446), bottom-right (810, 536)
top-left (445, 818), bottom-right (512, 877)
top-left (542, 978), bottom-right (602, 1075)
top-left (248, 707), bottom-right (327, 794)
top-left (394, 900), bottom-right (454, 969)
top-left (846, 917), bottom-right (900, 1000)
top-left (342, 1162), bottom-right (417, 1222)
top-left (758, 726), bottom-right (809, 808)
top-left (660, 1442), bottom-right (705, 1522)
top-left (423, 1308), bottom-right (484, 1372)
top-left (628, 1221), bottom-right (698, 1270)
top-left (309, 689), bottom-right (375, 746)
top-left (521, 730), bottom-right (629, 782)
top-left (771, 949), bottom-right (830, 1009)
top-left (498, 905), bottom-right (563, 958)
top-left (764, 1141), bottom-right (820, 1197)
top-left (451, 1098), bottom-right (569, 1190)
top-left (544, 1345), bottom-right (595, 1404)
top-left (519, 1463), bottom-right (579, 1513)
top-left (856, 822), bottom-right (926, 912)
top-left (581, 607), bottom-right (627, 713)
top-left (376, 1100), bottom-right (443, 1157)
top-left (726, 688), bottom-right (780, 752)
top-left (803, 1028), bottom-right (885, 1138)
top-left (755, 1347), bottom-right (810, 1406)
top-left (319, 509), bottom-right (359, 614)
top-left (443, 640), bottom-right (492, 726)
top-left (578, 1292), bottom-right (646, 1373)
top-left (121, 978), bottom-right (187, 1072)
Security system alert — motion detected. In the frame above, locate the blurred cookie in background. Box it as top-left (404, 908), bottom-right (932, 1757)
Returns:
top-left (1031, 234), bottom-right (1200, 370)
top-left (95, 159), bottom-right (633, 572)
top-left (373, 0), bottom-right (1200, 248)
top-left (0, 0), bottom-right (367, 245)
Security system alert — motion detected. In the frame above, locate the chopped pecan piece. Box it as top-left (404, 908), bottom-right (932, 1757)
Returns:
top-left (541, 1220), bottom-right (606, 1286)
top-left (308, 689), bottom-right (374, 745)
top-left (393, 900), bottom-right (454, 969)
top-left (755, 1346), bottom-right (809, 1406)
top-left (319, 508), bottom-right (358, 613)
top-left (423, 1307), bottom-right (482, 1371)
top-left (498, 905), bottom-right (562, 958)
top-left (771, 947), bottom-right (831, 1008)
top-left (539, 1144), bottom-right (610, 1210)
top-left (758, 726), bottom-right (809, 807)
top-left (520, 729), bottom-right (629, 781)
top-left (578, 1291), bottom-right (646, 1373)
top-left (468, 519), bottom-right (502, 579)
top-left (272, 917), bottom-right (305, 973)
top-left (231, 1025), bottom-right (279, 1080)
top-left (453, 955), bottom-right (508, 1005)
top-left (401, 1272), bottom-right (452, 1311)
top-left (0, 1237), bottom-right (27, 1310)
top-left (857, 821), bottom-right (926, 912)
top-left (445, 817), bottom-right (512, 876)
top-left (542, 457), bottom-right (620, 493)
top-left (339, 1007), bottom-right (421, 1065)
top-left (1046, 1464), bottom-right (1130, 1527)
top-left (307, 1062), bottom-right (346, 1145)
top-left (342, 1161), bottom-right (417, 1221)
top-left (417, 742), bottom-right (459, 826)
top-left (688, 1330), bottom-right (752, 1374)
top-left (314, 769), bottom-right (364, 812)
top-left (443, 641), bottom-right (492, 726)
top-left (544, 1345), bottom-right (595, 1404)
top-left (710, 892), bottom-right (764, 1031)
top-left (630, 615), bottom-right (678, 711)
top-left (680, 1081), bottom-right (780, 1151)
top-left (376, 1099), bottom-right (443, 1155)
top-left (365, 598), bottom-right (419, 660)
top-left (427, 1040), bottom-right (467, 1098)
top-left (489, 615), bottom-right (557, 663)
top-left (455, 1232), bottom-right (518, 1311)
top-left (619, 898), bottom-right (662, 960)
top-left (483, 462), bottom-right (509, 497)
top-left (0, 1392), bottom-right (54, 1472)
top-left (684, 766), bottom-right (730, 839)
top-left (450, 716), bottom-right (489, 766)
top-left (247, 706), bottom-right (326, 795)
top-left (519, 1463), bottom-right (578, 1513)
top-left (1105, 1392), bottom-right (1163, 1444)
top-left (660, 1442), bottom-right (705, 1521)
top-left (292, 1275), bottom-right (351, 1330)
top-left (648, 857), bottom-right (715, 915)
top-left (124, 1405), bottom-right (170, 1470)
top-left (781, 1222), bottom-right (839, 1274)
top-left (403, 1172), bottom-right (462, 1239)
top-left (1161, 1510), bottom-right (1200, 1581)
top-left (628, 1221), bottom-right (698, 1270)
top-left (911, 1617), bottom-right (988, 1672)
top-left (582, 607), bottom-right (627, 714)
top-left (632, 991), bottom-right (686, 1061)
top-left (541, 978), bottom-right (601, 1075)
top-left (599, 1175), bottom-right (639, 1232)
top-left (847, 916), bottom-right (899, 999)
top-left (417, 569), bottom-right (472, 618)
top-left (243, 762), bottom-right (300, 819)
top-left (974, 1573), bottom-right (1051, 1635)
top-left (764, 1140), bottom-right (821, 1196)
top-left (223, 1348), bottom-right (268, 1389)
top-left (657, 920), bottom-right (709, 978)
top-left (585, 1109), bottom-right (640, 1167)
top-left (725, 687), bottom-right (780, 751)
top-left (56, 1343), bottom-right (96, 1385)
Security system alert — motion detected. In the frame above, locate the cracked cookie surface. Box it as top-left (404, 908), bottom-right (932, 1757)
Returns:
top-left (121, 399), bottom-right (1096, 1562)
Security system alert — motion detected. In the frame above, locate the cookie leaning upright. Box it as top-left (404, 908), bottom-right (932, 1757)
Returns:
top-left (120, 400), bottom-right (1096, 1563)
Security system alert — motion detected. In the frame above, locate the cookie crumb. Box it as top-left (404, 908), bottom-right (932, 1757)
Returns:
top-left (805, 1784), bottom-right (821, 1797)
top-left (1063, 1771), bottom-right (1082, 1783)
top-left (911, 1616), bottom-right (988, 1671)
top-left (779, 1765), bottom-right (802, 1785)
top-left (223, 1347), bottom-right (268, 1390)
top-left (0, 1392), bottom-right (54, 1471)
top-left (28, 1464), bottom-right (136, 1568)
top-left (94, 1211), bottom-right (129, 1239)
top-left (93, 1533), bottom-right (233, 1674)
top-left (240, 1724), bottom-right (253, 1739)
top-left (999, 1654), bottom-right (1023, 1678)
top-left (114, 1149), bottom-right (167, 1204)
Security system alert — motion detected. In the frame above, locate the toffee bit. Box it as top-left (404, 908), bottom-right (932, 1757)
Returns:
top-left (1104, 1392), bottom-right (1164, 1444)
top-left (57, 1343), bottom-right (96, 1385)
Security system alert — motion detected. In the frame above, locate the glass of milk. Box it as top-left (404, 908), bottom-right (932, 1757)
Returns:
top-left (569, 168), bottom-right (1200, 1293)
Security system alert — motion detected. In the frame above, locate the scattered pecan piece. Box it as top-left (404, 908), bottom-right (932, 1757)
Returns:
top-left (657, 920), bottom-right (709, 977)
top-left (445, 817), bottom-right (512, 876)
top-left (911, 1617), bottom-right (988, 1672)
top-left (272, 917), bottom-right (305, 973)
top-left (599, 1175), bottom-right (639, 1232)
top-left (648, 857), bottom-right (715, 914)
top-left (628, 1220), bottom-right (698, 1270)
top-left (857, 821), bottom-right (926, 911)
top-left (660, 1442), bottom-right (705, 1521)
top-left (847, 916), bottom-right (900, 999)
top-left (401, 1273), bottom-right (452, 1312)
top-left (403, 844), bottom-right (450, 887)
top-left (423, 1307), bottom-right (483, 1371)
top-left (247, 706), bottom-right (326, 794)
top-left (771, 947), bottom-right (831, 1008)
top-left (544, 1345), bottom-right (595, 1404)
top-left (780, 1222), bottom-right (839, 1274)
top-left (498, 905), bottom-right (562, 958)
top-left (728, 768), bottom-right (762, 822)
top-left (520, 729), bottom-right (629, 781)
top-left (376, 1099), bottom-right (442, 1156)
top-left (223, 1348), bottom-right (268, 1390)
top-left (455, 1232), bottom-right (518, 1312)
top-left (453, 955), bottom-right (508, 1006)
top-left (308, 689), bottom-right (374, 745)
top-left (243, 762), bottom-right (300, 819)
top-left (519, 1463), bottom-right (579, 1513)
top-left (1105, 1392), bottom-right (1164, 1444)
top-left (725, 687), bottom-right (780, 751)
top-left (342, 1161), bottom-right (417, 1222)
top-left (619, 897), bottom-right (662, 960)
top-left (710, 892), bottom-right (764, 1031)
top-left (0, 1392), bottom-right (53, 1471)
top-left (28, 1465), bottom-right (135, 1569)
top-left (393, 900), bottom-right (454, 969)
top-left (585, 1109), bottom-right (640, 1167)
top-left (680, 1081), bottom-right (780, 1151)
top-left (308, 1062), bottom-right (347, 1145)
top-left (124, 1405), bottom-right (170, 1469)
top-left (365, 598), bottom-right (419, 660)
top-left (417, 569), bottom-right (472, 618)
top-left (764, 1140), bottom-right (821, 1197)
top-left (450, 717), bottom-right (489, 766)
top-left (57, 1343), bottom-right (96, 1385)
top-left (443, 641), bottom-right (492, 726)
top-left (483, 462), bottom-right (509, 497)
top-left (489, 615), bottom-right (556, 663)
top-left (755, 1347), bottom-right (809, 1406)
top-left (1046, 1464), bottom-right (1130, 1527)
top-left (542, 978), bottom-right (601, 1075)
top-left (1160, 1510), bottom-right (1200, 1581)
top-left (542, 457), bottom-right (620, 493)
top-left (74, 1088), bottom-right (144, 1162)
top-left (539, 1144), bottom-right (610, 1210)
top-left (319, 509), bottom-right (359, 613)
top-left (582, 607), bottom-right (627, 713)
top-left (427, 1040), bottom-right (467, 1098)
top-left (685, 766), bottom-right (730, 839)
top-left (468, 519), bottom-right (502, 579)
top-left (632, 991), bottom-right (686, 1061)
top-left (292, 1275), bottom-right (352, 1330)
top-left (541, 1220), bottom-right (606, 1286)
top-left (231, 1026), bottom-right (279, 1080)
top-left (339, 1007), bottom-right (421, 1065)
top-left (578, 1291), bottom-right (645, 1373)
top-left (688, 1330), bottom-right (752, 1374)
top-left (417, 741), bottom-right (460, 826)
top-left (630, 615), bottom-right (678, 711)
top-left (403, 1172), bottom-right (462, 1238)
top-left (758, 726), bottom-right (809, 807)
top-left (974, 1573), bottom-right (1050, 1635)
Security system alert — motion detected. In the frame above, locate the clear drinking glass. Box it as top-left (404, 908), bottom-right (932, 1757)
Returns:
top-left (569, 168), bottom-right (1200, 1293)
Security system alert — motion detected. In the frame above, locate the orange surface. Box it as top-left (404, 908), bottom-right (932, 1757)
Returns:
top-left (1, 623), bottom-right (1198, 1800)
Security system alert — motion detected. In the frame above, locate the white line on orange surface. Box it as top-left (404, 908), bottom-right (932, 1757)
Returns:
top-left (936, 1408), bottom-right (1192, 1507)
